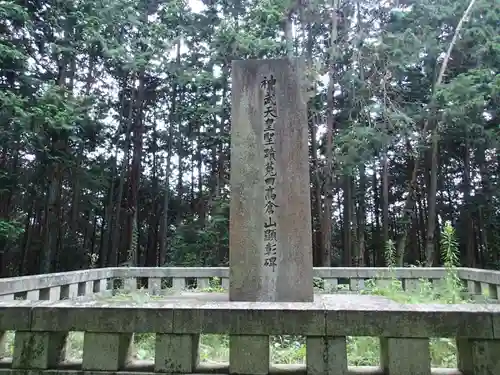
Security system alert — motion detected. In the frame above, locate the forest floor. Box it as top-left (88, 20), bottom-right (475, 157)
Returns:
top-left (3, 269), bottom-right (489, 368)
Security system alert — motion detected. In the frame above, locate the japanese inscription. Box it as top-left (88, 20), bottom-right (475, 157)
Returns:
top-left (260, 75), bottom-right (278, 272)
top-left (230, 59), bottom-right (314, 302)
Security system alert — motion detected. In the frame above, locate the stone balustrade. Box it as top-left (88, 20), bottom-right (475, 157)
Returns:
top-left (1, 267), bottom-right (500, 301)
top-left (0, 268), bottom-right (115, 301)
top-left (0, 297), bottom-right (499, 374)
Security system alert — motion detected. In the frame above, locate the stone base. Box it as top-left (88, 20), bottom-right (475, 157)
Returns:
top-left (131, 291), bottom-right (400, 306)
top-left (88, 290), bottom-right (403, 310)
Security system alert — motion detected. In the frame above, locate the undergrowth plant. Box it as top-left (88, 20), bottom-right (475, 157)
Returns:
top-left (362, 222), bottom-right (464, 304)
top-left (384, 239), bottom-right (404, 292)
top-left (362, 239), bottom-right (403, 298)
top-left (440, 221), bottom-right (464, 303)
top-left (200, 277), bottom-right (225, 292)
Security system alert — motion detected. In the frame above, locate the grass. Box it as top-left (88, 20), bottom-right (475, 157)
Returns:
top-left (0, 222), bottom-right (487, 368)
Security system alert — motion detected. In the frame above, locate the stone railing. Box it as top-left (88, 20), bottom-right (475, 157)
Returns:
top-left (1, 267), bottom-right (500, 301)
top-left (0, 268), bottom-right (114, 301)
top-left (0, 297), bottom-right (498, 375)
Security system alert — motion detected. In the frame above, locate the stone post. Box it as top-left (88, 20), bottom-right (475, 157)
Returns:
top-left (229, 58), bottom-right (313, 302)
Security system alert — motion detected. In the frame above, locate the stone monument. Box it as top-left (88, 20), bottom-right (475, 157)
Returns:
top-left (229, 58), bottom-right (314, 303)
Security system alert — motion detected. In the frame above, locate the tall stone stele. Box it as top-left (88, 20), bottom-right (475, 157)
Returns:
top-left (229, 58), bottom-right (314, 302)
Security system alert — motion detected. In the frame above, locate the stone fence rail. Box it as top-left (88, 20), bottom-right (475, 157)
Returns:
top-left (0, 297), bottom-right (498, 375)
top-left (0, 267), bottom-right (499, 301)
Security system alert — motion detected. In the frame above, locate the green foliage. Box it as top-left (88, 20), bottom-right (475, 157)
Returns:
top-left (362, 240), bottom-right (404, 297)
top-left (0, 220), bottom-right (23, 241)
top-left (200, 277), bottom-right (225, 292)
top-left (0, 0), bottom-right (499, 276)
top-left (312, 277), bottom-right (324, 290)
top-left (440, 221), bottom-right (464, 303)
top-left (0, 2), bottom-right (28, 26)
top-left (363, 222), bottom-right (464, 303)
top-left (169, 199), bottom-right (229, 267)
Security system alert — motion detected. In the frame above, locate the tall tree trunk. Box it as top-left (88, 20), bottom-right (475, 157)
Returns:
top-left (41, 163), bottom-right (62, 273)
top-left (305, 19), bottom-right (323, 266)
top-left (146, 120), bottom-right (159, 267)
top-left (41, 67), bottom-right (71, 273)
top-left (463, 138), bottom-right (475, 267)
top-left (357, 164), bottom-right (366, 266)
top-left (372, 162), bottom-right (382, 266)
top-left (417, 189), bottom-right (427, 263)
top-left (425, 131), bottom-right (439, 265)
top-left (382, 152), bottom-right (389, 252)
top-left (477, 144), bottom-right (491, 264)
top-left (110, 76), bottom-right (135, 266)
top-left (127, 69), bottom-right (146, 267)
top-left (322, 0), bottom-right (339, 267)
top-left (343, 176), bottom-right (353, 266)
top-left (159, 39), bottom-right (180, 266)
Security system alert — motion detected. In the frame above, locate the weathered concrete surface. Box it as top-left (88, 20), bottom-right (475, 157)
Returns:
top-left (3, 294), bottom-right (500, 375)
top-left (152, 291), bottom-right (230, 301)
top-left (0, 268), bottom-right (116, 296)
top-left (104, 291), bottom-right (400, 305)
top-left (9, 295), bottom-right (498, 339)
top-left (230, 58), bottom-right (313, 303)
